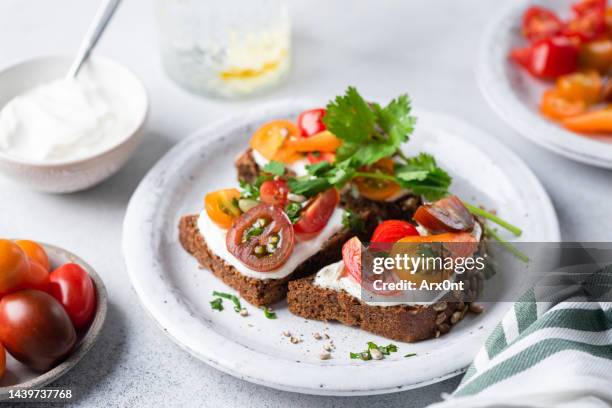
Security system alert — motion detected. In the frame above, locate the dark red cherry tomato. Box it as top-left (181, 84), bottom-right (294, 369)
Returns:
top-left (297, 108), bottom-right (327, 137)
top-left (259, 179), bottom-right (289, 206)
top-left (294, 188), bottom-right (340, 235)
top-left (414, 195), bottom-right (475, 233)
top-left (48, 263), bottom-right (96, 329)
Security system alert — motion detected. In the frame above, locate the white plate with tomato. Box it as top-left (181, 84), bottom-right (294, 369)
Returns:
top-left (123, 97), bottom-right (560, 395)
top-left (477, 0), bottom-right (612, 168)
top-left (0, 240), bottom-right (106, 400)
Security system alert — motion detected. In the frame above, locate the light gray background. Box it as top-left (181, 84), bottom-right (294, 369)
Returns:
top-left (1, 0), bottom-right (610, 407)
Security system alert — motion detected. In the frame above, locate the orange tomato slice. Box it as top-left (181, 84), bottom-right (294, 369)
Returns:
top-left (562, 107), bottom-right (612, 132)
top-left (282, 130), bottom-right (341, 153)
top-left (354, 158), bottom-right (401, 201)
top-left (205, 189), bottom-right (242, 229)
top-left (540, 89), bottom-right (587, 120)
top-left (250, 120), bottom-right (300, 160)
top-left (555, 71), bottom-right (601, 104)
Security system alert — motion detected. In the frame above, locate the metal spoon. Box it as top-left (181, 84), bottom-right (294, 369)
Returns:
top-left (66, 0), bottom-right (122, 79)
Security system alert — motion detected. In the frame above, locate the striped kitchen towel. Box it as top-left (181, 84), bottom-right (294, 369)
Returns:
top-left (429, 267), bottom-right (612, 408)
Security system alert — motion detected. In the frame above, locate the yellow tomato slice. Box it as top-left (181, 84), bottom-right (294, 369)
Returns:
top-left (283, 130), bottom-right (341, 153)
top-left (250, 120), bottom-right (300, 160)
top-left (540, 89), bottom-right (587, 120)
top-left (354, 158), bottom-right (401, 202)
top-left (555, 71), bottom-right (601, 104)
top-left (205, 189), bottom-right (242, 229)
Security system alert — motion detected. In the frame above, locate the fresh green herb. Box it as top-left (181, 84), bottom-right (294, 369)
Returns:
top-left (263, 306), bottom-right (277, 319)
top-left (342, 209), bottom-right (365, 233)
top-left (239, 179), bottom-right (260, 200)
top-left (285, 202), bottom-right (302, 224)
top-left (404, 353), bottom-right (417, 358)
top-left (244, 225), bottom-right (265, 240)
top-left (262, 160), bottom-right (285, 176)
top-left (465, 202), bottom-right (522, 237)
top-left (305, 161), bottom-right (332, 176)
top-left (350, 342), bottom-right (399, 360)
top-left (287, 176), bottom-right (331, 197)
top-left (210, 298), bottom-right (223, 311)
top-left (395, 153), bottom-right (452, 201)
top-left (212, 291), bottom-right (242, 312)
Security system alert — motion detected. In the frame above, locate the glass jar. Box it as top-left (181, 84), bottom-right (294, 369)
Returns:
top-left (155, 0), bottom-right (291, 99)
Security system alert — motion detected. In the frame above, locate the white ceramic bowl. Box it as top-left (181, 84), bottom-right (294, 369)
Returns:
top-left (0, 56), bottom-right (148, 193)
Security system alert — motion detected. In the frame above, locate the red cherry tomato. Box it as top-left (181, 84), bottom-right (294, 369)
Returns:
top-left (522, 6), bottom-right (563, 41)
top-left (0, 342), bottom-right (5, 380)
top-left (306, 151), bottom-right (335, 164)
top-left (297, 108), bottom-right (327, 137)
top-left (511, 36), bottom-right (579, 79)
top-left (294, 188), bottom-right (340, 235)
top-left (414, 195), bottom-right (475, 233)
top-left (226, 204), bottom-right (295, 272)
top-left (342, 236), bottom-right (363, 284)
top-left (371, 220), bottom-right (420, 243)
top-left (572, 0), bottom-right (606, 17)
top-left (563, 10), bottom-right (606, 42)
top-left (259, 179), bottom-right (289, 206)
top-left (48, 263), bottom-right (96, 329)
top-left (0, 290), bottom-right (76, 372)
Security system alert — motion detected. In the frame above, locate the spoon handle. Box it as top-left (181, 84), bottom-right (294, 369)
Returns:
top-left (66, 0), bottom-right (122, 79)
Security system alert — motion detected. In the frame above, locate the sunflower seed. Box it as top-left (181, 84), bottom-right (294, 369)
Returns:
top-left (370, 348), bottom-right (384, 360)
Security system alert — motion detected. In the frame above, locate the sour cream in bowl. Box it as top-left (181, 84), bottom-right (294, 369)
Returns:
top-left (0, 56), bottom-right (148, 193)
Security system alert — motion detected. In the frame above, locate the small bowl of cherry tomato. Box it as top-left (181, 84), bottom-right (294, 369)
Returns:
top-left (0, 239), bottom-right (107, 400)
top-left (477, 0), bottom-right (612, 168)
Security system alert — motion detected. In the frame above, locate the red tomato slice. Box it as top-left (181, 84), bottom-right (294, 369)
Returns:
top-left (226, 204), bottom-right (295, 271)
top-left (563, 10), bottom-right (607, 42)
top-left (294, 188), bottom-right (340, 235)
top-left (522, 6), bottom-right (563, 41)
top-left (259, 179), bottom-right (289, 206)
top-left (371, 220), bottom-right (419, 243)
top-left (414, 195), bottom-right (475, 233)
top-left (342, 237), bottom-right (363, 284)
top-left (512, 36), bottom-right (579, 79)
top-left (297, 108), bottom-right (327, 137)
top-left (572, 0), bottom-right (607, 17)
top-left (306, 151), bottom-right (335, 164)
top-left (48, 263), bottom-right (96, 329)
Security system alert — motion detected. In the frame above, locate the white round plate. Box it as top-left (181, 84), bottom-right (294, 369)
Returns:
top-left (477, 0), bottom-right (612, 169)
top-left (123, 99), bottom-right (560, 396)
top-left (0, 243), bottom-right (108, 401)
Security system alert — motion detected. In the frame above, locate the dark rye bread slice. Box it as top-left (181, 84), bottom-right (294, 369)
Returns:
top-left (235, 148), bottom-right (422, 224)
top-left (179, 214), bottom-right (360, 307)
top-left (287, 276), bottom-right (466, 343)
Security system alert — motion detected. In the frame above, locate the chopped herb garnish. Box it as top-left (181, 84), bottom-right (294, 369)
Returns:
top-left (342, 209), bottom-right (365, 233)
top-left (404, 353), bottom-right (417, 358)
top-left (263, 306), bottom-right (277, 319)
top-left (210, 298), bottom-right (223, 311)
top-left (212, 291), bottom-right (242, 312)
top-left (350, 342), bottom-right (398, 360)
top-left (239, 179), bottom-right (260, 200)
top-left (244, 225), bottom-right (265, 241)
top-left (262, 160), bottom-right (285, 176)
top-left (285, 202), bottom-right (302, 224)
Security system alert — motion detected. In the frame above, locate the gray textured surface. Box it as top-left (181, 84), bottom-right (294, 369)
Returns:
top-left (1, 0), bottom-right (611, 407)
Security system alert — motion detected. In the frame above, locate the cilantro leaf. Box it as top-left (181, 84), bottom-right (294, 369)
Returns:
top-left (285, 202), bottom-right (302, 224)
top-left (305, 161), bottom-right (332, 176)
top-left (287, 176), bottom-right (331, 197)
top-left (372, 95), bottom-right (416, 146)
top-left (263, 306), bottom-right (277, 319)
top-left (395, 153), bottom-right (451, 201)
top-left (210, 298), bottom-right (223, 311)
top-left (404, 353), bottom-right (417, 358)
top-left (324, 87), bottom-right (375, 143)
top-left (262, 161), bottom-right (285, 176)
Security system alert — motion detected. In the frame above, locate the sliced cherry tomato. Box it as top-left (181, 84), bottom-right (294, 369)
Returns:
top-left (512, 37), bottom-right (579, 79)
top-left (226, 204), bottom-right (295, 272)
top-left (522, 6), bottom-right (563, 41)
top-left (297, 108), bottom-right (327, 137)
top-left (563, 9), bottom-right (606, 42)
top-left (0, 290), bottom-right (76, 372)
top-left (306, 151), bottom-right (335, 164)
top-left (250, 120), bottom-right (300, 160)
top-left (556, 71), bottom-right (602, 103)
top-left (294, 188), bottom-right (340, 234)
top-left (342, 236), bottom-right (363, 284)
top-left (540, 89), bottom-right (587, 119)
top-left (15, 240), bottom-right (50, 271)
top-left (562, 107), bottom-right (612, 132)
top-left (371, 220), bottom-right (419, 243)
top-left (354, 158), bottom-right (401, 201)
top-left (205, 188), bottom-right (241, 229)
top-left (259, 179), bottom-right (289, 206)
top-left (572, 0), bottom-right (607, 17)
top-left (283, 130), bottom-right (341, 153)
top-left (48, 263), bottom-right (96, 329)
top-left (0, 239), bottom-right (30, 296)
top-left (0, 342), bottom-right (5, 380)
top-left (414, 196), bottom-right (475, 233)
top-left (579, 39), bottom-right (612, 72)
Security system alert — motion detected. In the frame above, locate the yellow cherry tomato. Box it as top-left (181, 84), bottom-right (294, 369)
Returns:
top-left (15, 240), bottom-right (50, 271)
top-left (250, 120), bottom-right (300, 160)
top-left (556, 71), bottom-right (602, 104)
top-left (540, 89), bottom-right (587, 120)
top-left (205, 189), bottom-right (242, 229)
top-left (354, 158), bottom-right (402, 202)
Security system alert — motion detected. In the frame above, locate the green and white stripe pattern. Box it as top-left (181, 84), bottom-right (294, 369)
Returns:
top-left (430, 267), bottom-right (612, 408)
